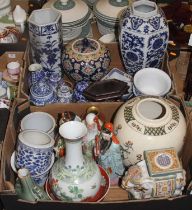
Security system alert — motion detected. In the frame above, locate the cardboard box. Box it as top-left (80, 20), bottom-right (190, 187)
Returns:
top-left (0, 96), bottom-right (192, 210)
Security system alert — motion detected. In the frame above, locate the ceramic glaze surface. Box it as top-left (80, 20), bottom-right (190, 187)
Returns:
top-left (30, 80), bottom-right (56, 106)
top-left (28, 8), bottom-right (63, 75)
top-left (15, 130), bottom-right (55, 176)
top-left (93, 0), bottom-right (128, 35)
top-left (49, 121), bottom-right (101, 201)
top-left (119, 0), bottom-right (169, 75)
top-left (113, 96), bottom-right (187, 166)
top-left (63, 38), bottom-right (111, 82)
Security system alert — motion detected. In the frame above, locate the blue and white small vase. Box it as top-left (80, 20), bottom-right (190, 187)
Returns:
top-left (119, 0), bottom-right (169, 76)
top-left (73, 80), bottom-right (90, 102)
top-left (49, 71), bottom-right (62, 92)
top-left (57, 83), bottom-right (73, 103)
top-left (30, 80), bottom-right (57, 106)
top-left (28, 8), bottom-right (63, 75)
top-left (28, 63), bottom-right (46, 87)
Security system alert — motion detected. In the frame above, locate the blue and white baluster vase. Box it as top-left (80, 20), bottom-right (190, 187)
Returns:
top-left (28, 8), bottom-right (63, 76)
top-left (119, 0), bottom-right (169, 76)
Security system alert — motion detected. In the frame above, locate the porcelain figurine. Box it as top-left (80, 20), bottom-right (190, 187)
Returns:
top-left (95, 122), bottom-right (125, 185)
top-left (63, 38), bottom-right (111, 82)
top-left (15, 168), bottom-right (50, 201)
top-left (82, 112), bottom-right (103, 158)
top-left (113, 96), bottom-right (187, 166)
top-left (28, 8), bottom-right (63, 75)
top-left (49, 121), bottom-right (102, 201)
top-left (121, 148), bottom-right (186, 199)
top-left (119, 0), bottom-right (169, 75)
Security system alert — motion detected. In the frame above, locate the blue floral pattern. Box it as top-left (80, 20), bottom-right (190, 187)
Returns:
top-left (15, 142), bottom-right (53, 176)
top-left (119, 4), bottom-right (169, 75)
top-left (28, 15), bottom-right (63, 75)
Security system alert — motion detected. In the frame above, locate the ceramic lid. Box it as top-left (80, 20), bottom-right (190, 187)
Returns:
top-left (43, 0), bottom-right (91, 26)
top-left (94, 0), bottom-right (128, 20)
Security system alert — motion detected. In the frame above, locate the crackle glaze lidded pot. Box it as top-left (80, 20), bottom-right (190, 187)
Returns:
top-left (119, 0), bottom-right (169, 75)
top-left (63, 38), bottom-right (111, 82)
top-left (43, 0), bottom-right (92, 43)
top-left (113, 96), bottom-right (187, 166)
top-left (49, 121), bottom-right (102, 201)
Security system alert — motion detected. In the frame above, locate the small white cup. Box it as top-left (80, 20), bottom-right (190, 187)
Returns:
top-left (7, 61), bottom-right (20, 80)
top-left (133, 68), bottom-right (171, 97)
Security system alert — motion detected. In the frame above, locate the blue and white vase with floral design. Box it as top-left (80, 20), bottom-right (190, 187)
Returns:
top-left (72, 80), bottom-right (90, 102)
top-left (119, 0), bottom-right (169, 76)
top-left (63, 38), bottom-right (111, 82)
top-left (28, 8), bottom-right (63, 75)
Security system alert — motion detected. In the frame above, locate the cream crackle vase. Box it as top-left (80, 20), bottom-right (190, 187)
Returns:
top-left (119, 0), bottom-right (169, 75)
top-left (49, 121), bottom-right (102, 201)
top-left (113, 96), bottom-right (187, 166)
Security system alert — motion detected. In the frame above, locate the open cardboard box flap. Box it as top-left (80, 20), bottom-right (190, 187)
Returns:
top-left (0, 95), bottom-right (192, 210)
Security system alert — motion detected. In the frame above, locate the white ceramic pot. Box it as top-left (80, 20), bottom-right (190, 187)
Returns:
top-left (20, 112), bottom-right (56, 138)
top-left (93, 0), bottom-right (128, 36)
top-left (113, 96), bottom-right (187, 166)
top-left (133, 67), bottom-right (172, 97)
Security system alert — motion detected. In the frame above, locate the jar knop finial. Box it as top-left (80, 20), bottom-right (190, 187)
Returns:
top-left (60, 0), bottom-right (69, 5)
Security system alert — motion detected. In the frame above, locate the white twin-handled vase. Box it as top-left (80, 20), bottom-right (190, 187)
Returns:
top-left (113, 96), bottom-right (187, 166)
top-left (49, 121), bottom-right (102, 201)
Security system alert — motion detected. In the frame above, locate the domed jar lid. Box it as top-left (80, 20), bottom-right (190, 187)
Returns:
top-left (93, 0), bottom-right (128, 22)
top-left (30, 80), bottom-right (56, 106)
top-left (43, 0), bottom-right (92, 27)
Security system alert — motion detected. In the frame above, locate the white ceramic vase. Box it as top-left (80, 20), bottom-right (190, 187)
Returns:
top-left (113, 96), bottom-right (187, 166)
top-left (49, 121), bottom-right (101, 201)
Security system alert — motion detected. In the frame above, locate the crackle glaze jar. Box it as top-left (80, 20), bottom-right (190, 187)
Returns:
top-left (113, 96), bottom-right (187, 166)
top-left (119, 0), bottom-right (169, 75)
top-left (63, 38), bottom-right (111, 82)
top-left (49, 121), bottom-right (101, 201)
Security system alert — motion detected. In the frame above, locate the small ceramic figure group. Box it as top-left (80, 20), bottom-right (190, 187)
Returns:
top-left (121, 148), bottom-right (186, 199)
